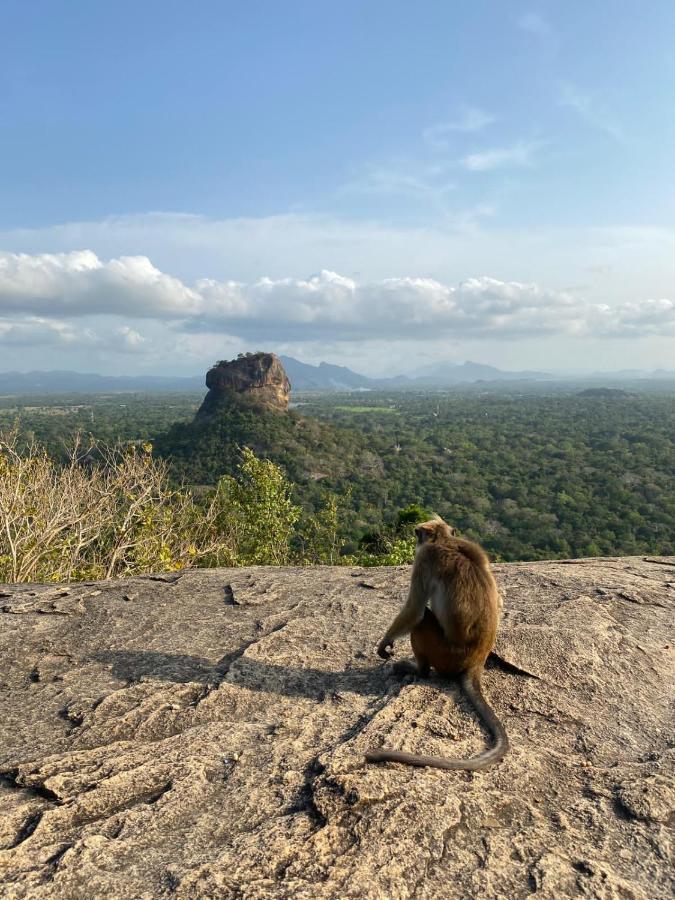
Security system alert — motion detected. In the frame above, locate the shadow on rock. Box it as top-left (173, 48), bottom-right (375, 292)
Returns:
top-left (92, 650), bottom-right (224, 684)
top-left (92, 649), bottom-right (394, 699)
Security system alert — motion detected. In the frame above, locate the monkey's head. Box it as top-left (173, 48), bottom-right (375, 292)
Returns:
top-left (414, 517), bottom-right (457, 545)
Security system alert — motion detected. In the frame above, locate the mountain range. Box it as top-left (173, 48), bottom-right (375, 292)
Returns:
top-left (0, 359), bottom-right (673, 394)
top-left (0, 370), bottom-right (205, 394)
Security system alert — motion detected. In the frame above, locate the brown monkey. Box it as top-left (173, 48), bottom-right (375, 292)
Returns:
top-left (366, 517), bottom-right (508, 771)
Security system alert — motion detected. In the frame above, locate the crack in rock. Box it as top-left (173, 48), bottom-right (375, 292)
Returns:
top-left (0, 559), bottom-right (672, 898)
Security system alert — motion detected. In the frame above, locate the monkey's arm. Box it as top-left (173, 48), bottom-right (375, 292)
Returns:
top-left (377, 560), bottom-right (428, 658)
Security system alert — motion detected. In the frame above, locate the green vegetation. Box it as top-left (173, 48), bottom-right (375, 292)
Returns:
top-left (0, 433), bottom-right (353, 583)
top-left (214, 447), bottom-right (301, 565)
top-left (331, 405), bottom-right (398, 413)
top-left (1, 385), bottom-right (673, 573)
top-left (0, 393), bottom-right (201, 459)
top-left (298, 389), bottom-right (674, 560)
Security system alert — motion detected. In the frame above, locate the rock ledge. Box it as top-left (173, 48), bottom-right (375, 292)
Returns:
top-left (0, 557), bottom-right (673, 898)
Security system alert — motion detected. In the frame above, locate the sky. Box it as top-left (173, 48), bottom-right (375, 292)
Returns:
top-left (1, 0), bottom-right (674, 376)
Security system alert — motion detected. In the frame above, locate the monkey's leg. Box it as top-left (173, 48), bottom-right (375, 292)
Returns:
top-left (376, 558), bottom-right (428, 658)
top-left (389, 608), bottom-right (438, 678)
top-left (389, 609), bottom-right (436, 677)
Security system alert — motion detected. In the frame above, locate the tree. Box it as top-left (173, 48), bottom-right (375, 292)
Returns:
top-left (299, 492), bottom-right (344, 564)
top-left (213, 447), bottom-right (300, 565)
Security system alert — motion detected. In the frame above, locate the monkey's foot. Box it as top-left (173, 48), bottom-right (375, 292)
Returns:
top-left (376, 640), bottom-right (393, 659)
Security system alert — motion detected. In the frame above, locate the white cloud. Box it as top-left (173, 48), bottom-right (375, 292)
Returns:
top-left (1, 251), bottom-right (673, 345)
top-left (558, 82), bottom-right (624, 142)
top-left (591, 297), bottom-right (675, 336)
top-left (1, 215), bottom-right (674, 376)
top-left (0, 315), bottom-right (150, 355)
top-left (0, 250), bottom-right (200, 318)
top-left (4, 214), bottom-right (674, 310)
top-left (342, 161), bottom-right (455, 198)
top-left (423, 107), bottom-right (495, 148)
top-left (111, 325), bottom-right (146, 352)
top-left (461, 140), bottom-right (542, 171)
top-left (0, 316), bottom-right (87, 346)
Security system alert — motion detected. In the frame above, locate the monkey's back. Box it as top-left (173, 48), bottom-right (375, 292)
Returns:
top-left (424, 539), bottom-right (500, 671)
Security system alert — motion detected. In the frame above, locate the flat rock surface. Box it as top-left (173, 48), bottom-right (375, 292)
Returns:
top-left (0, 558), bottom-right (673, 899)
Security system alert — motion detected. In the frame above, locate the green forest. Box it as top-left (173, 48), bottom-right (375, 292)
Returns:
top-left (1, 384), bottom-right (672, 565)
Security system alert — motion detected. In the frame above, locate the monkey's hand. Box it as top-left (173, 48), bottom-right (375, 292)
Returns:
top-left (377, 640), bottom-right (394, 660)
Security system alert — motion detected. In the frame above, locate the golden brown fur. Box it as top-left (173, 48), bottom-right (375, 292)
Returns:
top-left (366, 518), bottom-right (508, 771)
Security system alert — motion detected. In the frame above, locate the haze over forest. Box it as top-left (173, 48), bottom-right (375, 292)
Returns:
top-left (1, 1), bottom-right (674, 376)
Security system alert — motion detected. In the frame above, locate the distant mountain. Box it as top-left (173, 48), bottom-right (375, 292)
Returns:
top-left (0, 370), bottom-right (204, 394)
top-left (0, 360), bottom-right (671, 396)
top-left (282, 357), bottom-right (549, 390)
top-left (280, 357), bottom-right (375, 390)
top-left (410, 361), bottom-right (550, 384)
top-left (589, 369), bottom-right (675, 380)
top-left (0, 362), bottom-right (374, 395)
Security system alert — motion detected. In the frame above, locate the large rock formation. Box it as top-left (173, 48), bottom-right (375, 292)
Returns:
top-left (196, 353), bottom-right (291, 419)
top-left (1, 557), bottom-right (673, 898)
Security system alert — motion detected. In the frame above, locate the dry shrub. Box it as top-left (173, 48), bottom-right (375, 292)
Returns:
top-left (0, 431), bottom-right (233, 583)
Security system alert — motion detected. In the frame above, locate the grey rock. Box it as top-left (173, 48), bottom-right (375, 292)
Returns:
top-left (196, 353), bottom-right (291, 419)
top-left (0, 559), bottom-right (673, 898)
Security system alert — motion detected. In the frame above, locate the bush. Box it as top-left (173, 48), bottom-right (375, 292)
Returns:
top-left (212, 447), bottom-right (300, 565)
top-left (0, 432), bottom-right (418, 582)
top-left (0, 431), bottom-right (228, 582)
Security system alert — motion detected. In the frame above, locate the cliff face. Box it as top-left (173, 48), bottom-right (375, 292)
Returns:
top-left (0, 557), bottom-right (673, 898)
top-left (196, 353), bottom-right (291, 419)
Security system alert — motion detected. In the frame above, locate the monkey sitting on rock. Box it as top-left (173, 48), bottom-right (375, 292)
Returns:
top-left (367, 517), bottom-right (508, 771)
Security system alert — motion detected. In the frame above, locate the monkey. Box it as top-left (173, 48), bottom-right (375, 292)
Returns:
top-left (366, 517), bottom-right (508, 771)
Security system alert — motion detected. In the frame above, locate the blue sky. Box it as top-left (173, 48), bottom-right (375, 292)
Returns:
top-left (1, 0), bottom-right (674, 374)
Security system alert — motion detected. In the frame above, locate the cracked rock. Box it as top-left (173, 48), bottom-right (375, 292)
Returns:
top-left (0, 559), bottom-right (673, 898)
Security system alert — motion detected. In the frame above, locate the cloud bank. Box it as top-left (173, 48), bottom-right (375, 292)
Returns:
top-left (0, 251), bottom-right (673, 350)
top-left (0, 250), bottom-right (200, 318)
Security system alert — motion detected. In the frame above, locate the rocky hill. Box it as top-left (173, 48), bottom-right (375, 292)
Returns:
top-left (1, 557), bottom-right (673, 898)
top-left (196, 353), bottom-right (292, 419)
top-left (153, 354), bottom-right (382, 500)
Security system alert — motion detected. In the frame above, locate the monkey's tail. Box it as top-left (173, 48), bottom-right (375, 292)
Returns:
top-left (457, 669), bottom-right (509, 767)
top-left (365, 670), bottom-right (508, 772)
